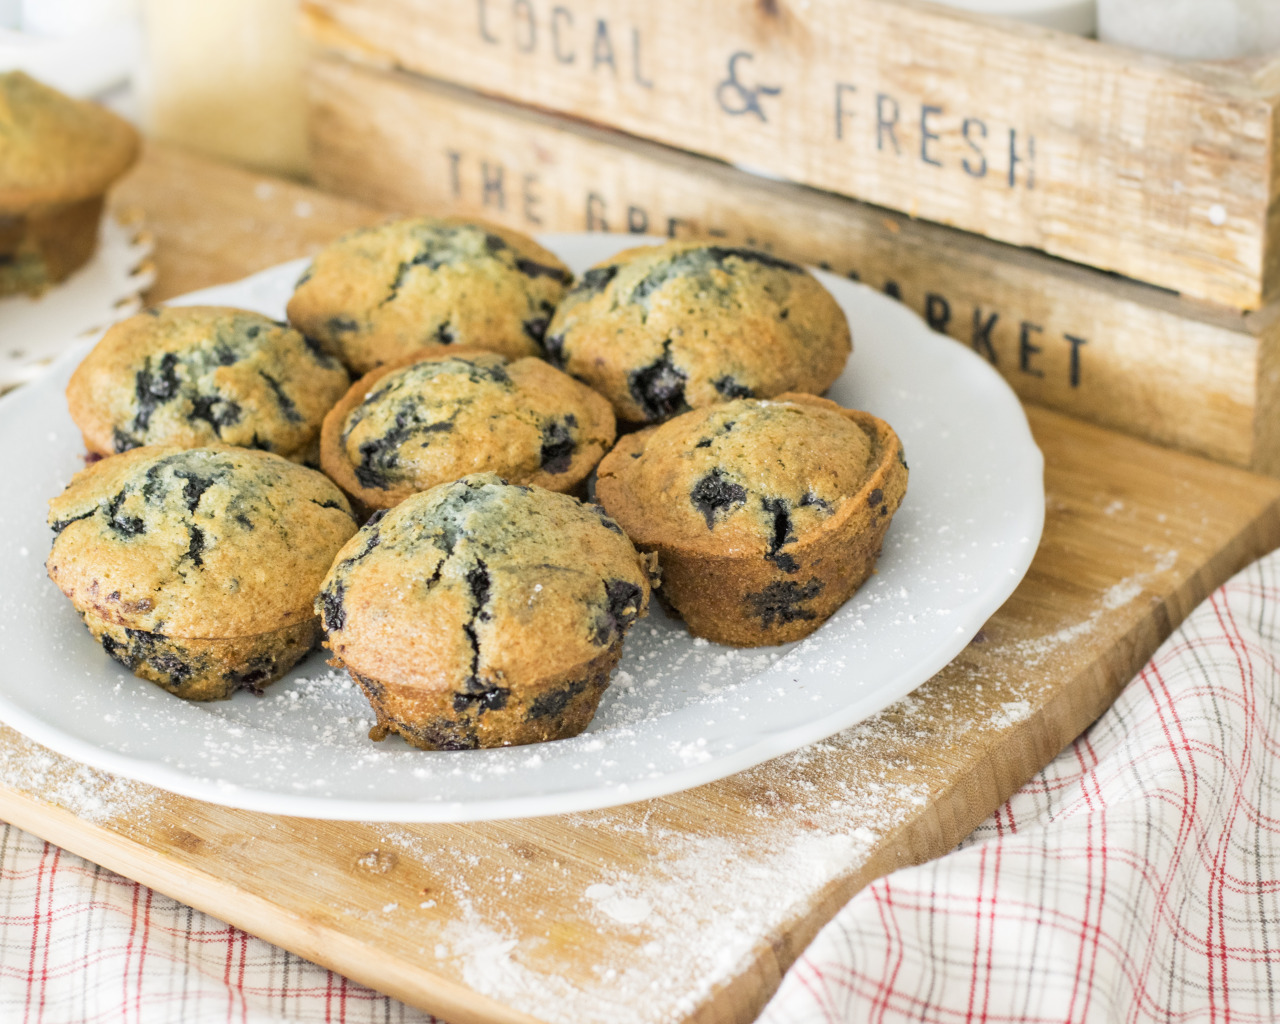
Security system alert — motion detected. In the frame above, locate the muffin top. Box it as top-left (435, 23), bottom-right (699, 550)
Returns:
top-left (317, 474), bottom-right (653, 695)
top-left (66, 306), bottom-right (351, 461)
top-left (47, 446), bottom-right (357, 639)
top-left (596, 396), bottom-right (884, 566)
top-left (0, 71), bottom-right (139, 211)
top-left (321, 347), bottom-right (616, 509)
top-left (286, 217), bottom-right (573, 375)
top-left (544, 241), bottom-right (851, 424)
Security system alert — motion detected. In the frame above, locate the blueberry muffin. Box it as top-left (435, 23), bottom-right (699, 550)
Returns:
top-left (595, 394), bottom-right (907, 646)
top-left (66, 306), bottom-right (350, 463)
top-left (286, 217), bottom-right (572, 375)
top-left (316, 473), bottom-right (656, 750)
top-left (543, 241), bottom-right (851, 425)
top-left (1, 71), bottom-right (139, 296)
top-left (320, 346), bottom-right (616, 513)
top-left (46, 446), bottom-right (358, 700)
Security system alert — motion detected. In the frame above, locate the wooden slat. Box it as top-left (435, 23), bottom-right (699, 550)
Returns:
top-left (306, 56), bottom-right (1280, 474)
top-left (301, 0), bottom-right (1280, 310)
top-left (112, 146), bottom-right (382, 299)
top-left (0, 143), bottom-right (1269, 1024)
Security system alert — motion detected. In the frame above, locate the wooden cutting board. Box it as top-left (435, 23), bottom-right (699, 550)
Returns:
top-left (3, 145), bottom-right (1280, 1024)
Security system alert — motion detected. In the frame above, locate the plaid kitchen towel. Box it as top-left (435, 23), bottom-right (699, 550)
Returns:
top-left (6, 548), bottom-right (1280, 1023)
top-left (0, 821), bottom-right (437, 1024)
top-left (760, 550), bottom-right (1280, 1023)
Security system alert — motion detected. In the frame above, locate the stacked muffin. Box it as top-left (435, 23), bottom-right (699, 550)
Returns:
top-left (48, 215), bottom-right (906, 750)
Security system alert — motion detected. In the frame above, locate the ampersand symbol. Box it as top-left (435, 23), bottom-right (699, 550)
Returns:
top-left (715, 51), bottom-right (782, 122)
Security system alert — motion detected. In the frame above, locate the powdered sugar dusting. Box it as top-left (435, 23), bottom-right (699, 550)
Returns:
top-left (989, 700), bottom-right (1033, 730)
top-left (362, 745), bottom-right (928, 1024)
top-left (1011, 548), bottom-right (1179, 667)
top-left (0, 729), bottom-right (155, 824)
top-left (585, 884), bottom-right (652, 924)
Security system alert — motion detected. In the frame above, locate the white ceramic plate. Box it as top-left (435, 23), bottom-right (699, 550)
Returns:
top-left (0, 234), bottom-right (1044, 822)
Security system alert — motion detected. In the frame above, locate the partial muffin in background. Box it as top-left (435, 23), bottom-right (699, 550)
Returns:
top-left (47, 446), bottom-right (358, 700)
top-left (67, 306), bottom-right (350, 463)
top-left (543, 241), bottom-right (850, 425)
top-left (316, 473), bottom-right (656, 750)
top-left (596, 394), bottom-right (907, 646)
top-left (321, 347), bottom-right (615, 514)
top-left (0, 71), bottom-right (139, 296)
top-left (287, 217), bottom-right (572, 375)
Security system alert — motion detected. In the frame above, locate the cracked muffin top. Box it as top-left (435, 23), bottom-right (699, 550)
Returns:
top-left (66, 306), bottom-right (350, 463)
top-left (596, 397), bottom-right (879, 562)
top-left (47, 446), bottom-right (357, 639)
top-left (543, 241), bottom-right (850, 425)
top-left (316, 473), bottom-right (653, 696)
top-left (320, 347), bottom-right (616, 511)
top-left (286, 217), bottom-right (573, 375)
top-left (0, 71), bottom-right (139, 211)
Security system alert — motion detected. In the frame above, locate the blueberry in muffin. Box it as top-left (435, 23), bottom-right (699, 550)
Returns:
top-left (543, 241), bottom-right (851, 425)
top-left (595, 394), bottom-right (907, 645)
top-left (66, 306), bottom-right (350, 464)
top-left (286, 217), bottom-right (572, 375)
top-left (320, 346), bottom-right (615, 514)
top-left (316, 473), bottom-right (657, 749)
top-left (46, 446), bottom-right (358, 699)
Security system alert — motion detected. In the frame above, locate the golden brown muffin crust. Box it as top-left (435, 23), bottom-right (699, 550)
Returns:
top-left (319, 346), bottom-right (616, 511)
top-left (286, 217), bottom-right (572, 375)
top-left (0, 72), bottom-right (139, 295)
top-left (0, 71), bottom-right (139, 211)
top-left (317, 473), bottom-right (655, 748)
top-left (598, 398), bottom-right (874, 561)
top-left (544, 241), bottom-right (851, 424)
top-left (81, 612), bottom-right (321, 701)
top-left (47, 445), bottom-right (358, 639)
top-left (67, 306), bottom-right (351, 461)
top-left (596, 394), bottom-right (907, 645)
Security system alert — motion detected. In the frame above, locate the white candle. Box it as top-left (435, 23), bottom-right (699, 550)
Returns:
top-left (1098, 0), bottom-right (1280, 59)
top-left (138, 0), bottom-right (308, 176)
top-left (927, 0), bottom-right (1097, 35)
top-left (21, 0), bottom-right (137, 36)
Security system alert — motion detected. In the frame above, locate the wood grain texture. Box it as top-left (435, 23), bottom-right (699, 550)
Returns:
top-left (301, 0), bottom-right (1280, 310)
top-left (306, 56), bottom-right (1280, 473)
top-left (2, 146), bottom-right (1278, 1024)
top-left (111, 144), bottom-right (383, 300)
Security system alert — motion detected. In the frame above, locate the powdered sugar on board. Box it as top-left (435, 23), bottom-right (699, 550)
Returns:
top-left (0, 728), bottom-right (156, 825)
top-left (0, 711), bottom-right (948, 1024)
top-left (1008, 547), bottom-right (1180, 669)
top-left (361, 738), bottom-right (931, 1024)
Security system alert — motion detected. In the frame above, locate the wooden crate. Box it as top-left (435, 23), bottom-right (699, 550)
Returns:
top-left (301, 0), bottom-right (1280, 311)
top-left (306, 55), bottom-right (1280, 475)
